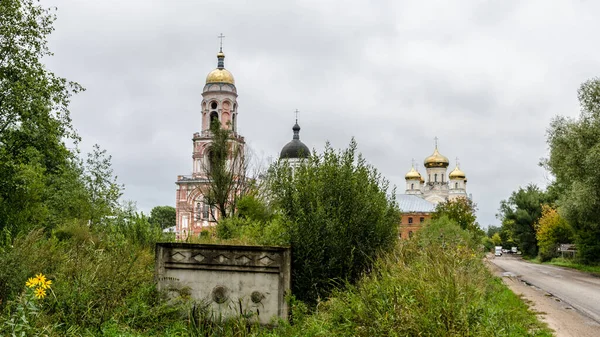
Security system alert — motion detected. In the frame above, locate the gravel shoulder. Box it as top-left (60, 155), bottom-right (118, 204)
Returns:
top-left (487, 257), bottom-right (600, 337)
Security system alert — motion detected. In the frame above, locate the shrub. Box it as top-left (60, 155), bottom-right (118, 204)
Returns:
top-left (536, 205), bottom-right (574, 262)
top-left (282, 217), bottom-right (552, 336)
top-left (266, 139), bottom-right (400, 306)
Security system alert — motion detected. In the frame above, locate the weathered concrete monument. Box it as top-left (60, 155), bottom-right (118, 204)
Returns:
top-left (155, 242), bottom-right (291, 325)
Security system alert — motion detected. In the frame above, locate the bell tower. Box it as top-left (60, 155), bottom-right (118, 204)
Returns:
top-left (175, 37), bottom-right (246, 240)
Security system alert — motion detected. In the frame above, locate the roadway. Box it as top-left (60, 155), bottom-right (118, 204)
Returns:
top-left (489, 254), bottom-right (600, 334)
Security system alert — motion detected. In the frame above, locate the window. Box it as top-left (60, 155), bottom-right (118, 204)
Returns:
top-left (409, 231), bottom-right (413, 238)
top-left (420, 217), bottom-right (425, 223)
top-left (411, 183), bottom-right (414, 190)
top-left (408, 217), bottom-right (413, 224)
top-left (232, 114), bottom-right (236, 131)
top-left (203, 203), bottom-right (209, 219)
top-left (434, 174), bottom-right (438, 182)
top-left (210, 111), bottom-right (219, 125)
top-left (211, 101), bottom-right (218, 109)
top-left (455, 182), bottom-right (458, 189)
top-left (182, 215), bottom-right (189, 229)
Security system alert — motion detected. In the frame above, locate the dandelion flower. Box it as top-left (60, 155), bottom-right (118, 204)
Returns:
top-left (34, 287), bottom-right (47, 299)
top-left (25, 277), bottom-right (38, 288)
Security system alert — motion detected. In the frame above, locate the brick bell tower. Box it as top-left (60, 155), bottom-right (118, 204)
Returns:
top-left (175, 41), bottom-right (245, 240)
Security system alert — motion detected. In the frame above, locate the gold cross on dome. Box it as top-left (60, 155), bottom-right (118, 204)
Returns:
top-left (218, 33), bottom-right (225, 51)
top-left (434, 136), bottom-right (439, 149)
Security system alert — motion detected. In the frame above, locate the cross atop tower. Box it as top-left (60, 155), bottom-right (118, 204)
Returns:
top-left (218, 33), bottom-right (225, 52)
top-left (455, 157), bottom-right (460, 168)
top-left (411, 158), bottom-right (415, 168)
top-left (294, 109), bottom-right (299, 123)
top-left (434, 136), bottom-right (439, 149)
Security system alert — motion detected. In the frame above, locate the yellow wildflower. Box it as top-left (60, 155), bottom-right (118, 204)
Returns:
top-left (25, 277), bottom-right (38, 288)
top-left (34, 287), bottom-right (47, 299)
top-left (41, 279), bottom-right (52, 289)
top-left (35, 273), bottom-right (47, 285)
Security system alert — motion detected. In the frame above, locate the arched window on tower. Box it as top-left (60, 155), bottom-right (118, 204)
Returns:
top-left (411, 183), bottom-right (414, 190)
top-left (232, 114), bottom-right (236, 132)
top-left (434, 173), bottom-right (438, 182)
top-left (455, 182), bottom-right (458, 189)
top-left (211, 101), bottom-right (218, 110)
top-left (210, 111), bottom-right (219, 126)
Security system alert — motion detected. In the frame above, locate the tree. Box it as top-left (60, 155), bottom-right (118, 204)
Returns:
top-left (266, 139), bottom-right (400, 306)
top-left (148, 205), bottom-right (176, 230)
top-left (491, 232), bottom-right (502, 246)
top-left (536, 205), bottom-right (574, 262)
top-left (497, 184), bottom-right (550, 258)
top-left (486, 225), bottom-right (501, 238)
top-left (202, 119), bottom-right (248, 220)
top-left (0, 0), bottom-right (83, 235)
top-left (84, 144), bottom-right (122, 227)
top-left (544, 78), bottom-right (600, 264)
top-left (432, 197), bottom-right (480, 233)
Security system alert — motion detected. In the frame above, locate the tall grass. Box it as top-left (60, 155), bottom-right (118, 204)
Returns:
top-left (0, 217), bottom-right (551, 336)
top-left (275, 217), bottom-right (552, 337)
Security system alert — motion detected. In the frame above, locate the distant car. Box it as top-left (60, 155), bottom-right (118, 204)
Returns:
top-left (495, 246), bottom-right (503, 256)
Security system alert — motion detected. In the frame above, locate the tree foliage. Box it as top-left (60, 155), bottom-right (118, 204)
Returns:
top-left (0, 0), bottom-right (85, 236)
top-left (544, 78), bottom-right (600, 264)
top-left (535, 205), bottom-right (574, 262)
top-left (148, 205), bottom-right (176, 230)
top-left (432, 197), bottom-right (480, 233)
top-left (84, 144), bottom-right (122, 227)
top-left (497, 184), bottom-right (550, 258)
top-left (266, 139), bottom-right (400, 306)
top-left (202, 119), bottom-right (247, 220)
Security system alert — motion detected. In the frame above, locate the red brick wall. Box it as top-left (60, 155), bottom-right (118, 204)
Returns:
top-left (399, 212), bottom-right (432, 239)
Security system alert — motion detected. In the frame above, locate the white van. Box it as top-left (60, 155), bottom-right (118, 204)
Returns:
top-left (494, 246), bottom-right (502, 256)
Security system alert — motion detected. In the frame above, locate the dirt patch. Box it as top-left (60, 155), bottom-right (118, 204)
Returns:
top-left (487, 260), bottom-right (600, 337)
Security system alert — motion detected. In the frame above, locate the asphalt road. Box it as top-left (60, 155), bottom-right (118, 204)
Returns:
top-left (490, 255), bottom-right (600, 324)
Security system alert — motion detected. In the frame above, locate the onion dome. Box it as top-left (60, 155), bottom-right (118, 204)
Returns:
top-left (206, 50), bottom-right (235, 84)
top-left (280, 122), bottom-right (310, 159)
top-left (449, 165), bottom-right (466, 180)
top-left (405, 166), bottom-right (422, 180)
top-left (424, 147), bottom-right (449, 168)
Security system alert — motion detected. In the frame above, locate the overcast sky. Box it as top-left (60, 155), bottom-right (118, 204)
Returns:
top-left (43, 0), bottom-right (600, 227)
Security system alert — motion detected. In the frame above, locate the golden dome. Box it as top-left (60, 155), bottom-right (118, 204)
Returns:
top-left (449, 166), bottom-right (466, 179)
top-left (424, 147), bottom-right (449, 168)
top-left (205, 50), bottom-right (235, 84)
top-left (405, 167), bottom-right (422, 180)
top-left (206, 68), bottom-right (235, 84)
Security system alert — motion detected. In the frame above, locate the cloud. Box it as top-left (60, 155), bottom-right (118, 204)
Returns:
top-left (43, 0), bottom-right (600, 226)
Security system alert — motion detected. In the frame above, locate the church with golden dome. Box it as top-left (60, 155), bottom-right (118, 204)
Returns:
top-left (174, 46), bottom-right (245, 240)
top-left (397, 140), bottom-right (469, 239)
top-left (403, 140), bottom-right (468, 204)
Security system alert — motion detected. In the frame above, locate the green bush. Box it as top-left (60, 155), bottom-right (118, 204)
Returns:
top-left (0, 210), bottom-right (178, 335)
top-left (281, 217), bottom-right (552, 337)
top-left (266, 139), bottom-right (400, 306)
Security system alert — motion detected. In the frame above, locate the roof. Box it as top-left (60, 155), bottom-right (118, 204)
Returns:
top-left (280, 122), bottom-right (310, 159)
top-left (397, 194), bottom-right (436, 213)
top-left (280, 139), bottom-right (310, 159)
